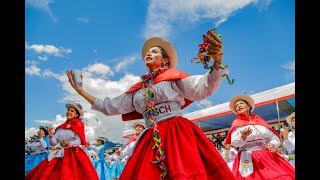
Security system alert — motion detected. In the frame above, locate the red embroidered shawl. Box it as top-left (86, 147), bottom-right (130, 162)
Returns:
top-left (55, 117), bottom-right (87, 146)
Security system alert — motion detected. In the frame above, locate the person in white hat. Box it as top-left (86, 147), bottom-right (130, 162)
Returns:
top-left (282, 112), bottom-right (295, 167)
top-left (109, 145), bottom-right (125, 180)
top-left (119, 120), bottom-right (146, 166)
top-left (25, 126), bottom-right (50, 175)
top-left (67, 30), bottom-right (235, 179)
top-left (225, 94), bottom-right (295, 179)
top-left (26, 102), bottom-right (99, 180)
top-left (87, 136), bottom-right (112, 180)
top-left (87, 137), bottom-right (108, 160)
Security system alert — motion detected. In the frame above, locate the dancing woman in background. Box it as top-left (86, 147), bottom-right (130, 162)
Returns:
top-left (88, 137), bottom-right (112, 180)
top-left (225, 94), bottom-right (295, 179)
top-left (109, 145), bottom-right (125, 180)
top-left (120, 120), bottom-right (146, 165)
top-left (282, 112), bottom-right (295, 167)
top-left (25, 126), bottom-right (50, 175)
top-left (25, 102), bottom-right (99, 180)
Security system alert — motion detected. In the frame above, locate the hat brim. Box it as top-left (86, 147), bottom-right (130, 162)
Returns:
top-left (142, 37), bottom-right (177, 68)
top-left (229, 94), bottom-right (255, 114)
top-left (66, 103), bottom-right (84, 118)
top-left (132, 122), bottom-right (146, 129)
top-left (286, 112), bottom-right (295, 124)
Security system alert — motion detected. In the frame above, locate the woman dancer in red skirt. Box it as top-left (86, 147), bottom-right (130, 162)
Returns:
top-left (67, 30), bottom-right (235, 180)
top-left (25, 102), bottom-right (99, 180)
top-left (225, 94), bottom-right (295, 179)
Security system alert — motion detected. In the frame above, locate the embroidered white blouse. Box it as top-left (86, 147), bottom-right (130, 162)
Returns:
top-left (50, 128), bottom-right (81, 147)
top-left (92, 69), bottom-right (228, 115)
top-left (231, 124), bottom-right (281, 149)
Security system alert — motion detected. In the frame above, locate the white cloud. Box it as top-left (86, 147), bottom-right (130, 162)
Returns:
top-left (38, 56), bottom-right (48, 61)
top-left (194, 99), bottom-right (214, 109)
top-left (26, 0), bottom-right (58, 22)
top-left (281, 60), bottom-right (295, 81)
top-left (281, 60), bottom-right (295, 71)
top-left (24, 61), bottom-right (61, 79)
top-left (25, 60), bottom-right (37, 65)
top-left (25, 61), bottom-right (57, 77)
top-left (25, 63), bottom-right (41, 76)
top-left (60, 47), bottom-right (72, 54)
top-left (85, 63), bottom-right (115, 78)
top-left (25, 127), bottom-right (38, 139)
top-left (29, 44), bottom-right (59, 54)
top-left (26, 43), bottom-right (72, 57)
top-left (42, 69), bottom-right (57, 78)
top-left (144, 0), bottom-right (268, 38)
top-left (114, 55), bottom-right (139, 72)
top-left (253, 0), bottom-right (272, 12)
top-left (77, 17), bottom-right (90, 23)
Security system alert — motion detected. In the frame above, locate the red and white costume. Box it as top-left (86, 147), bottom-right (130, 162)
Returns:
top-left (225, 114), bottom-right (295, 180)
top-left (25, 118), bottom-right (99, 180)
top-left (92, 68), bottom-right (235, 179)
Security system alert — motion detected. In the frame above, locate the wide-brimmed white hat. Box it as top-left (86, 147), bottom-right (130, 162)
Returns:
top-left (65, 102), bottom-right (84, 118)
top-left (142, 37), bottom-right (177, 68)
top-left (132, 120), bottom-right (146, 129)
top-left (229, 94), bottom-right (255, 114)
top-left (286, 112), bottom-right (295, 125)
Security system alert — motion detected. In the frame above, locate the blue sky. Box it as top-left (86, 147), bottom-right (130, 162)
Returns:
top-left (25, 0), bottom-right (295, 144)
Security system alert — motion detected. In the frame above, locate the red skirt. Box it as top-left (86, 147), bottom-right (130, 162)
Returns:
top-left (120, 116), bottom-right (235, 180)
top-left (25, 147), bottom-right (99, 180)
top-left (232, 149), bottom-right (295, 180)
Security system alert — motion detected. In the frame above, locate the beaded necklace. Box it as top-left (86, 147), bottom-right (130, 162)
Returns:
top-left (141, 66), bottom-right (169, 179)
